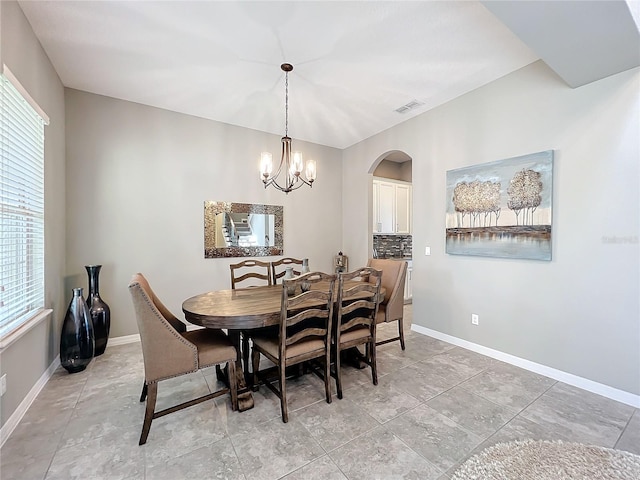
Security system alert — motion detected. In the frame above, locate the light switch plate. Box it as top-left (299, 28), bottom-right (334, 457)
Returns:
top-left (425, 246), bottom-right (431, 256)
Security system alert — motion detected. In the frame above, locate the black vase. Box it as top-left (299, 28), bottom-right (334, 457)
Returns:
top-left (60, 287), bottom-right (95, 373)
top-left (85, 265), bottom-right (111, 356)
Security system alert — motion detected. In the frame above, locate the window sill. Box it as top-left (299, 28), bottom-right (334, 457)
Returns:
top-left (0, 309), bottom-right (53, 351)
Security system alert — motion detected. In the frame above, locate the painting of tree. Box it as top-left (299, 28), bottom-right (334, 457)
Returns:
top-left (446, 150), bottom-right (553, 260)
top-left (507, 169), bottom-right (542, 226)
top-left (453, 180), bottom-right (501, 228)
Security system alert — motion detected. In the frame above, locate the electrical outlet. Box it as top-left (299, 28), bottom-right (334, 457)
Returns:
top-left (1, 374), bottom-right (6, 396)
top-left (425, 246), bottom-right (431, 256)
top-left (471, 314), bottom-right (479, 325)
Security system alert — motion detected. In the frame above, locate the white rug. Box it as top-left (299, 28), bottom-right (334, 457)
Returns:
top-left (451, 439), bottom-right (640, 480)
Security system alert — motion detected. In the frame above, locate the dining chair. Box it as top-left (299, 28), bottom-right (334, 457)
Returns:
top-left (229, 259), bottom-right (273, 375)
top-left (129, 273), bottom-right (238, 445)
top-left (230, 259), bottom-right (272, 289)
top-left (131, 272), bottom-right (187, 403)
top-left (251, 271), bottom-right (336, 422)
top-left (366, 258), bottom-right (408, 350)
top-left (334, 267), bottom-right (382, 399)
top-left (271, 257), bottom-right (304, 284)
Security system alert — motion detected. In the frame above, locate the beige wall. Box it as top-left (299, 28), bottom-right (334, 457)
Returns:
top-left (373, 159), bottom-right (412, 182)
top-left (343, 61), bottom-right (640, 397)
top-left (0, 1), bottom-right (66, 428)
top-left (2, 0), bottom-right (638, 433)
top-left (64, 89), bottom-right (343, 338)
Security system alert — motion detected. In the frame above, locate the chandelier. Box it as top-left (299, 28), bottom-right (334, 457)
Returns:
top-left (260, 63), bottom-right (316, 193)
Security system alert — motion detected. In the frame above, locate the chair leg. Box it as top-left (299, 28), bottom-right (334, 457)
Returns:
top-left (139, 382), bottom-right (157, 445)
top-left (279, 362), bottom-right (288, 423)
top-left (251, 348), bottom-right (260, 392)
top-left (370, 340), bottom-right (378, 386)
top-left (139, 382), bottom-right (148, 402)
top-left (398, 318), bottom-right (406, 350)
top-left (242, 333), bottom-right (250, 374)
top-left (335, 346), bottom-right (343, 400)
top-left (324, 349), bottom-right (332, 404)
top-left (227, 360), bottom-right (238, 411)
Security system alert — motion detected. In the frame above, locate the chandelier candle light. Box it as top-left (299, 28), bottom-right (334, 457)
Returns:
top-left (260, 63), bottom-right (317, 193)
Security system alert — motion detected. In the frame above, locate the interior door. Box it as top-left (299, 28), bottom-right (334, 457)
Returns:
top-left (378, 181), bottom-right (395, 233)
top-left (395, 184), bottom-right (411, 234)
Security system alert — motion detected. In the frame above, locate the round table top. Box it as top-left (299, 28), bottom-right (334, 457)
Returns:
top-left (182, 282), bottom-right (385, 330)
top-left (183, 285), bottom-right (282, 329)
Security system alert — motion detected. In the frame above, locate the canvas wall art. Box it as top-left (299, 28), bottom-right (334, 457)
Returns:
top-left (446, 150), bottom-right (553, 260)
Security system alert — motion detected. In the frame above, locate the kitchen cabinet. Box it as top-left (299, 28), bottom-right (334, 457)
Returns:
top-left (395, 184), bottom-right (411, 234)
top-left (404, 261), bottom-right (413, 303)
top-left (373, 178), bottom-right (412, 234)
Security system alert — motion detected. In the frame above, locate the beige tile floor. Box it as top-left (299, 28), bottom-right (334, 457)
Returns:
top-left (1, 305), bottom-right (639, 479)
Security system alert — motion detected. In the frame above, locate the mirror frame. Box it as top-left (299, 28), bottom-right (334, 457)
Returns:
top-left (204, 201), bottom-right (283, 258)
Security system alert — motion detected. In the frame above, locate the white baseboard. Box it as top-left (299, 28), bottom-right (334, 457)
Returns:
top-left (0, 355), bottom-right (60, 448)
top-left (1, 334), bottom-right (142, 447)
top-left (1, 332), bottom-right (151, 447)
top-left (411, 324), bottom-right (640, 409)
top-left (107, 324), bottom-right (202, 348)
top-left (107, 333), bottom-right (140, 347)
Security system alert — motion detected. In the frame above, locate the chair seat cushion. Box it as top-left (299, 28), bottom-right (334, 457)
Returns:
top-left (375, 304), bottom-right (388, 323)
top-left (182, 329), bottom-right (236, 368)
top-left (252, 335), bottom-right (325, 361)
top-left (339, 326), bottom-right (371, 344)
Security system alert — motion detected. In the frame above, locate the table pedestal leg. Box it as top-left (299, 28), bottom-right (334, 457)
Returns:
top-left (228, 330), bottom-right (254, 411)
top-left (343, 346), bottom-right (367, 369)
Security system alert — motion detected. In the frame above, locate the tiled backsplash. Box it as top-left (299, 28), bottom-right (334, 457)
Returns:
top-left (373, 234), bottom-right (412, 259)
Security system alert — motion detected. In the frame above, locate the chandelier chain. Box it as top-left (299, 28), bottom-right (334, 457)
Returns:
top-left (284, 70), bottom-right (289, 138)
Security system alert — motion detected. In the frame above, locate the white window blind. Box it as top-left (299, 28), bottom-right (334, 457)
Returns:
top-left (0, 72), bottom-right (46, 338)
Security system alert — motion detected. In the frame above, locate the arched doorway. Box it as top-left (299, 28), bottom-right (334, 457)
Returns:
top-left (369, 150), bottom-right (413, 303)
top-left (370, 150), bottom-right (412, 182)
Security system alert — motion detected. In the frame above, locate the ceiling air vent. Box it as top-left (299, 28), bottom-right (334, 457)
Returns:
top-left (394, 100), bottom-right (425, 114)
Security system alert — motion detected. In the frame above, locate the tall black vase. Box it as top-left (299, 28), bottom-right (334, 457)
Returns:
top-left (60, 287), bottom-right (95, 373)
top-left (86, 265), bottom-right (111, 356)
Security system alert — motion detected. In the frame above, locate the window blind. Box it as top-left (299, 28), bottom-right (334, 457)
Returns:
top-left (0, 72), bottom-right (46, 338)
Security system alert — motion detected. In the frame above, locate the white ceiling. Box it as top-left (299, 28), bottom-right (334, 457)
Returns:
top-left (483, 1), bottom-right (640, 88)
top-left (17, 1), bottom-right (640, 150)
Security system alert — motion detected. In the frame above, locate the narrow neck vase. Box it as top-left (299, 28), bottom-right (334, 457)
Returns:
top-left (60, 287), bottom-right (95, 373)
top-left (85, 265), bottom-right (111, 356)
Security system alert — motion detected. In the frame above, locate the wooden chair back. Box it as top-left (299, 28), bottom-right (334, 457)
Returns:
top-left (336, 267), bottom-right (382, 344)
top-left (230, 259), bottom-right (272, 289)
top-left (271, 257), bottom-right (304, 284)
top-left (251, 271), bottom-right (336, 422)
top-left (333, 267), bottom-right (382, 397)
top-left (279, 271), bottom-right (336, 365)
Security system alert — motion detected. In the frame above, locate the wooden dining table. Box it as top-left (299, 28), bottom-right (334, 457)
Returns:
top-left (182, 281), bottom-right (384, 411)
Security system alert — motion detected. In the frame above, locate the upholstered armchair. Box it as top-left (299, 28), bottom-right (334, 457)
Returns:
top-left (366, 259), bottom-right (408, 350)
top-left (132, 273), bottom-right (187, 402)
top-left (129, 273), bottom-right (238, 445)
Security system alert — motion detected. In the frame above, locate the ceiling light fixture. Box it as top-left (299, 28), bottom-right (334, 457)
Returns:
top-left (260, 63), bottom-right (316, 194)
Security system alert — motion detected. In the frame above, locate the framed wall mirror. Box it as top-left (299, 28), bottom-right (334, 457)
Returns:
top-left (204, 201), bottom-right (283, 258)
